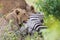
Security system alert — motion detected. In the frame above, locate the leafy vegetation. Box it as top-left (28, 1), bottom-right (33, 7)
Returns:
top-left (34, 0), bottom-right (60, 19)
top-left (34, 0), bottom-right (60, 40)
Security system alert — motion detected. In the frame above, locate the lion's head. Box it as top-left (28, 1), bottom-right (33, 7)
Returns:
top-left (5, 8), bottom-right (29, 27)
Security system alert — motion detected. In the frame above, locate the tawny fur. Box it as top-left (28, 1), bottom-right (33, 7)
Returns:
top-left (0, 8), bottom-right (29, 32)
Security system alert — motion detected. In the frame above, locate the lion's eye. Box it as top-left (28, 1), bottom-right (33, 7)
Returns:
top-left (24, 13), bottom-right (26, 15)
top-left (16, 10), bottom-right (20, 15)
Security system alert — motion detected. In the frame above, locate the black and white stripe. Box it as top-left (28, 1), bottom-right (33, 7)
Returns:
top-left (19, 12), bottom-right (47, 38)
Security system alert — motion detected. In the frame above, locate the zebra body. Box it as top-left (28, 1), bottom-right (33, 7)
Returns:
top-left (26, 13), bottom-right (45, 33)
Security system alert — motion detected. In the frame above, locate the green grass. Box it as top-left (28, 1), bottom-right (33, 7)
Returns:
top-left (42, 15), bottom-right (60, 40)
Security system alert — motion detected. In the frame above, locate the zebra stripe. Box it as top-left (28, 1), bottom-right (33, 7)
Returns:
top-left (26, 13), bottom-right (45, 33)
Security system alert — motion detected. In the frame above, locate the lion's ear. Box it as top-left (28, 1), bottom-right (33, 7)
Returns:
top-left (26, 5), bottom-right (35, 13)
top-left (15, 10), bottom-right (20, 15)
top-left (30, 6), bottom-right (36, 13)
top-left (30, 6), bottom-right (34, 11)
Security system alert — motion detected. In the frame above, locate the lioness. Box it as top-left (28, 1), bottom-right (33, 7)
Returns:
top-left (0, 8), bottom-right (31, 40)
top-left (0, 8), bottom-right (29, 32)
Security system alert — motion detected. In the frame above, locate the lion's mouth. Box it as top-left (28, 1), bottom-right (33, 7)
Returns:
top-left (23, 21), bottom-right (27, 23)
top-left (18, 21), bottom-right (27, 27)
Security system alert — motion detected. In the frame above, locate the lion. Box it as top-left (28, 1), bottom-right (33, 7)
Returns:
top-left (0, 8), bottom-right (29, 32)
top-left (0, 5), bottom-right (36, 30)
top-left (0, 8), bottom-right (31, 40)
